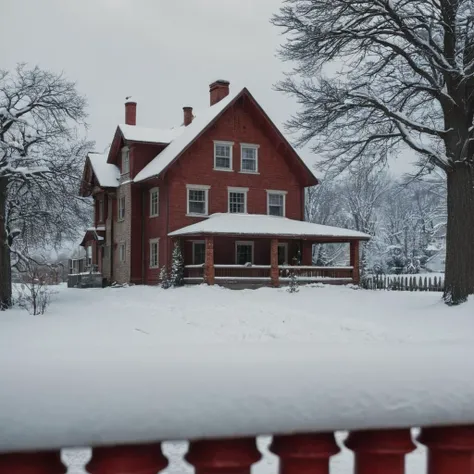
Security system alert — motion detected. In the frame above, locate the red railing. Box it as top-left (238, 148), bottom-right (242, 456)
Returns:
top-left (214, 264), bottom-right (271, 280)
top-left (280, 265), bottom-right (354, 282)
top-left (3, 427), bottom-right (474, 473)
top-left (184, 264), bottom-right (205, 280)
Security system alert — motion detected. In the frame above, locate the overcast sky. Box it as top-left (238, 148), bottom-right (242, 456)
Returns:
top-left (1, 0), bottom-right (413, 174)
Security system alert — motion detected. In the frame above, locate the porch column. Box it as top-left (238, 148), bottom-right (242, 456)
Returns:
top-left (271, 238), bottom-right (279, 287)
top-left (302, 240), bottom-right (313, 266)
top-left (350, 240), bottom-right (360, 284)
top-left (204, 236), bottom-right (215, 285)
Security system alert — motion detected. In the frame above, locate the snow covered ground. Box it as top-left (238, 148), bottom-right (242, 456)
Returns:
top-left (2, 283), bottom-right (474, 473)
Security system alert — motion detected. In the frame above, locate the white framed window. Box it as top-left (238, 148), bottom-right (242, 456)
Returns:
top-left (118, 196), bottom-right (126, 221)
top-left (121, 146), bottom-right (130, 175)
top-left (119, 243), bottom-right (126, 263)
top-left (98, 199), bottom-right (104, 222)
top-left (192, 240), bottom-right (206, 265)
top-left (149, 238), bottom-right (159, 268)
top-left (240, 144), bottom-right (259, 173)
top-left (278, 243), bottom-right (288, 265)
top-left (235, 241), bottom-right (254, 265)
top-left (214, 141), bottom-right (233, 171)
top-left (149, 187), bottom-right (159, 217)
top-left (228, 186), bottom-right (248, 214)
top-left (267, 190), bottom-right (287, 217)
top-left (186, 184), bottom-right (210, 216)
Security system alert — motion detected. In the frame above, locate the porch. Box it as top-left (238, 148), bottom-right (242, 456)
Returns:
top-left (170, 214), bottom-right (370, 287)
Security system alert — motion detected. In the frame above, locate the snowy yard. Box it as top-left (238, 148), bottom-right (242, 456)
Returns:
top-left (1, 283), bottom-right (474, 473)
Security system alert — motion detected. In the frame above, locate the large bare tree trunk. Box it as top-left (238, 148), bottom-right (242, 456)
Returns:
top-left (0, 177), bottom-right (12, 310)
top-left (443, 163), bottom-right (474, 305)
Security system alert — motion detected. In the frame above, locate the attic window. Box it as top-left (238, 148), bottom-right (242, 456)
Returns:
top-left (214, 141), bottom-right (233, 171)
top-left (241, 144), bottom-right (259, 173)
top-left (121, 147), bottom-right (130, 175)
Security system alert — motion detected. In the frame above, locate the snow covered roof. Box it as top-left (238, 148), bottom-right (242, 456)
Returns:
top-left (119, 124), bottom-right (184, 144)
top-left (0, 341), bottom-right (473, 452)
top-left (88, 153), bottom-right (120, 188)
top-left (169, 213), bottom-right (370, 240)
top-left (134, 90), bottom-right (242, 182)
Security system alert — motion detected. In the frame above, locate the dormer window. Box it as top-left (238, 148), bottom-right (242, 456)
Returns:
top-left (121, 146), bottom-right (130, 175)
top-left (240, 144), bottom-right (259, 173)
top-left (214, 141), bottom-right (233, 171)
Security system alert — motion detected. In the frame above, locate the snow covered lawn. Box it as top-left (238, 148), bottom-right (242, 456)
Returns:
top-left (2, 284), bottom-right (473, 473)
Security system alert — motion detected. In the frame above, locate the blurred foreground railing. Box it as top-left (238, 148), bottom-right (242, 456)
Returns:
top-left (1, 344), bottom-right (473, 473)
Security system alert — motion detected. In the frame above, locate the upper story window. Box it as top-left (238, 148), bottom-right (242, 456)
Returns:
top-left (240, 144), bottom-right (259, 173)
top-left (267, 190), bottom-right (287, 217)
top-left (149, 187), bottom-right (159, 217)
top-left (121, 146), bottom-right (130, 175)
top-left (98, 199), bottom-right (104, 222)
top-left (186, 184), bottom-right (210, 216)
top-left (214, 141), bottom-right (233, 171)
top-left (118, 196), bottom-right (126, 221)
top-left (228, 187), bottom-right (248, 214)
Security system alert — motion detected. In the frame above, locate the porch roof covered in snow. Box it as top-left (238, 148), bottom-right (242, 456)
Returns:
top-left (168, 213), bottom-right (370, 241)
top-left (80, 227), bottom-right (105, 247)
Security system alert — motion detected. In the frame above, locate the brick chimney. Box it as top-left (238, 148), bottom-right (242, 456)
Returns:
top-left (183, 106), bottom-right (193, 126)
top-left (125, 101), bottom-right (137, 125)
top-left (209, 80), bottom-right (230, 106)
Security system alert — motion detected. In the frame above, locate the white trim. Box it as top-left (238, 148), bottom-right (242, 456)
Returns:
top-left (235, 240), bottom-right (254, 264)
top-left (227, 186), bottom-right (249, 192)
top-left (149, 238), bottom-right (160, 268)
top-left (266, 190), bottom-right (286, 217)
top-left (278, 242), bottom-right (289, 265)
top-left (214, 141), bottom-right (234, 171)
top-left (186, 184), bottom-right (211, 190)
top-left (149, 187), bottom-right (159, 217)
top-left (227, 187), bottom-right (248, 214)
top-left (192, 240), bottom-right (206, 265)
top-left (240, 143), bottom-right (259, 173)
top-left (187, 186), bottom-right (209, 216)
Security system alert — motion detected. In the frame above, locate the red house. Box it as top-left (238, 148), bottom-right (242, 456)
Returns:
top-left (79, 80), bottom-right (369, 287)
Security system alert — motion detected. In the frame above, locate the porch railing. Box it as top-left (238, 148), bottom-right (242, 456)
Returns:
top-left (214, 264), bottom-right (271, 280)
top-left (1, 344), bottom-right (473, 473)
top-left (279, 265), bottom-right (354, 282)
top-left (184, 264), bottom-right (205, 280)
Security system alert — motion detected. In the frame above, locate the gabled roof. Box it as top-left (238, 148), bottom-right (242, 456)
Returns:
top-left (118, 124), bottom-right (184, 144)
top-left (134, 88), bottom-right (318, 186)
top-left (169, 213), bottom-right (370, 240)
top-left (134, 90), bottom-right (241, 182)
top-left (88, 153), bottom-right (120, 188)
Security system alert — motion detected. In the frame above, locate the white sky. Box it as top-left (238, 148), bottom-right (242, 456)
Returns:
top-left (0, 0), bottom-right (414, 175)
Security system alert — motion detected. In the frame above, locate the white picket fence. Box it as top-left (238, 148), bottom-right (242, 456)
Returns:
top-left (363, 274), bottom-right (444, 292)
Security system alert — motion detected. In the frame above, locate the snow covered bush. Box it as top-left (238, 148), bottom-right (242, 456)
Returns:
top-left (17, 268), bottom-right (54, 315)
top-left (169, 241), bottom-right (184, 287)
top-left (286, 269), bottom-right (299, 293)
top-left (159, 266), bottom-right (171, 289)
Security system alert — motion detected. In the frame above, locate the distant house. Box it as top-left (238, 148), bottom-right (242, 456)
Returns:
top-left (78, 80), bottom-right (369, 287)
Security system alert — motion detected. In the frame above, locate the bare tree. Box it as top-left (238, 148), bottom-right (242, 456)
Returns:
top-left (0, 64), bottom-right (90, 309)
top-left (272, 0), bottom-right (474, 304)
